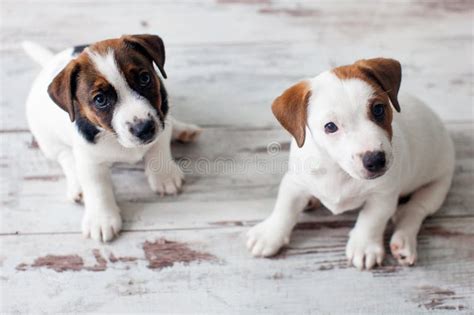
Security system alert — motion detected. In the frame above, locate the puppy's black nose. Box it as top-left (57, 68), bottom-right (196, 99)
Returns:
top-left (362, 151), bottom-right (386, 173)
top-left (130, 119), bottom-right (156, 142)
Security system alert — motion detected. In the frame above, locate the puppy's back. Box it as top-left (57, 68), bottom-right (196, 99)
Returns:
top-left (394, 94), bottom-right (455, 192)
top-left (25, 48), bottom-right (77, 158)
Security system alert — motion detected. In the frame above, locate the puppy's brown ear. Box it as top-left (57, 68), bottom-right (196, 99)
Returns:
top-left (272, 80), bottom-right (312, 148)
top-left (355, 58), bottom-right (402, 112)
top-left (47, 61), bottom-right (80, 122)
top-left (123, 34), bottom-right (167, 79)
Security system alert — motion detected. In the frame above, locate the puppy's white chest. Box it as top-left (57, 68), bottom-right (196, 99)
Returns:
top-left (319, 193), bottom-right (365, 214)
top-left (307, 171), bottom-right (367, 214)
top-left (112, 147), bottom-right (147, 164)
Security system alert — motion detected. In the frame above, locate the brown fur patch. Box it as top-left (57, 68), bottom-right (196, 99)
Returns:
top-left (174, 129), bottom-right (201, 143)
top-left (47, 61), bottom-right (80, 121)
top-left (367, 95), bottom-right (394, 140)
top-left (354, 58), bottom-right (402, 112)
top-left (88, 39), bottom-right (121, 56)
top-left (114, 46), bottom-right (165, 119)
top-left (333, 58), bottom-right (402, 139)
top-left (73, 55), bottom-right (117, 131)
top-left (271, 80), bottom-right (312, 147)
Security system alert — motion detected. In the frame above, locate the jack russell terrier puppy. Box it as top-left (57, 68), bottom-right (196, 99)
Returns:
top-left (247, 58), bottom-right (455, 269)
top-left (23, 34), bottom-right (201, 242)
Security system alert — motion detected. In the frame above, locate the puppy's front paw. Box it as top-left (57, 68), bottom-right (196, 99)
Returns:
top-left (147, 161), bottom-right (184, 196)
top-left (346, 229), bottom-right (384, 270)
top-left (246, 219), bottom-right (290, 257)
top-left (390, 230), bottom-right (417, 266)
top-left (82, 209), bottom-right (122, 242)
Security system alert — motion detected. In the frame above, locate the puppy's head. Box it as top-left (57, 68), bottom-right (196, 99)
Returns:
top-left (48, 34), bottom-right (168, 147)
top-left (272, 58), bottom-right (402, 180)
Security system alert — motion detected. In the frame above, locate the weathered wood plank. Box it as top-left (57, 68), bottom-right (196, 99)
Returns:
top-left (2, 217), bottom-right (473, 314)
top-left (3, 0), bottom-right (471, 50)
top-left (1, 1), bottom-right (473, 313)
top-left (1, 0), bottom-right (472, 130)
top-left (1, 123), bottom-right (472, 234)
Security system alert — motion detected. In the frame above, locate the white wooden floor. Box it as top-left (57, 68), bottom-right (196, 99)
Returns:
top-left (1, 0), bottom-right (473, 314)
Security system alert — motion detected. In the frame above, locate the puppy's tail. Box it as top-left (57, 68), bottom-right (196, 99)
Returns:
top-left (22, 41), bottom-right (54, 67)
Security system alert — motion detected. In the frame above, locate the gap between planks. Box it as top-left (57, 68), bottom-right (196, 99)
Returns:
top-left (1, 215), bottom-right (472, 237)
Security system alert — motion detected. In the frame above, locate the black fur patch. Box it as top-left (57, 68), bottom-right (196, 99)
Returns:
top-left (75, 116), bottom-right (100, 143)
top-left (72, 44), bottom-right (89, 55)
top-left (159, 77), bottom-right (169, 117)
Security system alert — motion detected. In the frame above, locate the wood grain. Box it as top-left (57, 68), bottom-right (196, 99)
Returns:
top-left (0, 0), bottom-right (473, 313)
top-left (1, 0), bottom-right (473, 130)
top-left (2, 217), bottom-right (473, 313)
top-left (1, 123), bottom-right (472, 235)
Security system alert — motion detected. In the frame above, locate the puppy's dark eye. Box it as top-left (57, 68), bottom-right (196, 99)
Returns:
top-left (372, 104), bottom-right (385, 120)
top-left (93, 93), bottom-right (108, 108)
top-left (324, 122), bottom-right (338, 134)
top-left (139, 71), bottom-right (151, 87)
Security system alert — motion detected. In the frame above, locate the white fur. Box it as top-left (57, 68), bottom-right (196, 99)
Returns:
top-left (247, 71), bottom-right (455, 269)
top-left (22, 41), bottom-right (55, 66)
top-left (25, 43), bottom-right (202, 242)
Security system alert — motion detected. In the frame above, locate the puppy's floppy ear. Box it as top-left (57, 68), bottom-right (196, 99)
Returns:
top-left (272, 80), bottom-right (312, 148)
top-left (123, 34), bottom-right (167, 79)
top-left (47, 60), bottom-right (80, 122)
top-left (355, 58), bottom-right (402, 112)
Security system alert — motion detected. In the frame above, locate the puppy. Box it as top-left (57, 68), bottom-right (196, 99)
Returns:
top-left (23, 34), bottom-right (201, 242)
top-left (247, 58), bottom-right (455, 269)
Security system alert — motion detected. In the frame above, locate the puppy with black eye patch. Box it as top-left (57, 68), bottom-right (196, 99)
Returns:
top-left (247, 58), bottom-right (455, 269)
top-left (23, 35), bottom-right (202, 242)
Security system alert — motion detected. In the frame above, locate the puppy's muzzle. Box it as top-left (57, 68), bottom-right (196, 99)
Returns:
top-left (129, 119), bottom-right (156, 143)
top-left (362, 151), bottom-right (386, 178)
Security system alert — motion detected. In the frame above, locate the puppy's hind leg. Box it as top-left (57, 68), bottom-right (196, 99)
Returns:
top-left (57, 150), bottom-right (83, 203)
top-left (390, 174), bottom-right (453, 266)
top-left (169, 116), bottom-right (202, 143)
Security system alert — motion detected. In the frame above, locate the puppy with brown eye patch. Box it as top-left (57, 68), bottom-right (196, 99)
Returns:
top-left (23, 35), bottom-right (202, 242)
top-left (246, 58), bottom-right (455, 270)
